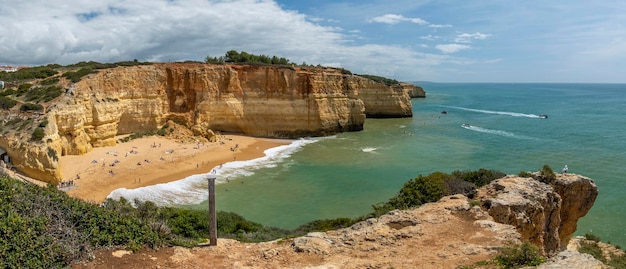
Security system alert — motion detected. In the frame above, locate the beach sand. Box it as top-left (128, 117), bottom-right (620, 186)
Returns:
top-left (61, 135), bottom-right (290, 203)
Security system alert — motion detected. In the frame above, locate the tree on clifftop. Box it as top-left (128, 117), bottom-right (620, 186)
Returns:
top-left (205, 50), bottom-right (291, 65)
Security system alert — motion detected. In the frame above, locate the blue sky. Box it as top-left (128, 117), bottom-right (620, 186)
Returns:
top-left (1, 0), bottom-right (624, 82)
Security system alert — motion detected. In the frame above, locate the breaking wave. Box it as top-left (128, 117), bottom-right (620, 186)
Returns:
top-left (106, 138), bottom-right (322, 207)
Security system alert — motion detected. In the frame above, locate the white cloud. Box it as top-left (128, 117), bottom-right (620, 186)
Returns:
top-left (369, 14), bottom-right (428, 25)
top-left (420, 35), bottom-right (441, 41)
top-left (435, 44), bottom-right (471, 54)
top-left (454, 32), bottom-right (491, 43)
top-left (0, 0), bottom-right (347, 65)
top-left (429, 24), bottom-right (453, 28)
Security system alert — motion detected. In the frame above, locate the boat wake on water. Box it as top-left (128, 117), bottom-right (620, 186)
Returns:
top-left (443, 106), bottom-right (546, 119)
top-left (461, 124), bottom-right (536, 140)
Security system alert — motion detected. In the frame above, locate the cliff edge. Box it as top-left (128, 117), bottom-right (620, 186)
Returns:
top-left (77, 173), bottom-right (600, 268)
top-left (0, 63), bottom-right (416, 182)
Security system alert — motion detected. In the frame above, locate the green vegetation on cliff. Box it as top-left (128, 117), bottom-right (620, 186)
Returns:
top-left (0, 168), bottom-right (506, 267)
top-left (356, 74), bottom-right (400, 86)
top-left (205, 50), bottom-right (292, 65)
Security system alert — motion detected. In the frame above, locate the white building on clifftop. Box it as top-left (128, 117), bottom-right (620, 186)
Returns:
top-left (0, 65), bottom-right (18, 72)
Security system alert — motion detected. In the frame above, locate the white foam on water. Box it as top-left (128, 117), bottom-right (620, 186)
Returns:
top-left (444, 105), bottom-right (544, 118)
top-left (106, 137), bottom-right (322, 207)
top-left (461, 124), bottom-right (535, 140)
top-left (361, 147), bottom-right (378, 153)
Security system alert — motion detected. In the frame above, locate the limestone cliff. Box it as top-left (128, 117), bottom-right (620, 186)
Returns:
top-left (80, 173), bottom-right (600, 268)
top-left (401, 82), bottom-right (426, 98)
top-left (477, 174), bottom-right (598, 256)
top-left (2, 63), bottom-right (415, 182)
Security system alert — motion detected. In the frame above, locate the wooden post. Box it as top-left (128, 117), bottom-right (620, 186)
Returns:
top-left (208, 175), bottom-right (217, 246)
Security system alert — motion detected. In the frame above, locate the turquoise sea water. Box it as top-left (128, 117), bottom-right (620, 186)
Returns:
top-left (112, 83), bottom-right (626, 247)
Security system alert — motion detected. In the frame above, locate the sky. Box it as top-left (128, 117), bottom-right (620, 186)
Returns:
top-left (1, 0), bottom-right (625, 83)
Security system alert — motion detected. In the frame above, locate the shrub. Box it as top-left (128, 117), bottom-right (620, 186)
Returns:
top-left (16, 83), bottom-right (32, 96)
top-left (47, 147), bottom-right (58, 161)
top-left (444, 177), bottom-right (477, 197)
top-left (20, 102), bottom-right (43, 111)
top-left (609, 253), bottom-right (626, 269)
top-left (357, 74), bottom-right (399, 86)
top-left (62, 68), bottom-right (98, 83)
top-left (40, 77), bottom-right (59, 85)
top-left (578, 240), bottom-right (604, 262)
top-left (584, 233), bottom-right (601, 242)
top-left (0, 88), bottom-right (16, 96)
top-left (386, 172), bottom-right (450, 209)
top-left (24, 86), bottom-right (63, 102)
top-left (0, 96), bottom-right (17, 109)
top-left (294, 217), bottom-right (355, 233)
top-left (32, 127), bottom-right (45, 141)
top-left (538, 164), bottom-right (556, 184)
top-left (495, 241), bottom-right (545, 268)
top-left (518, 171), bottom-right (533, 177)
top-left (451, 168), bottom-right (506, 187)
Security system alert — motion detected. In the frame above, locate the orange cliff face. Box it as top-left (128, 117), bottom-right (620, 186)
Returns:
top-left (8, 63), bottom-right (414, 182)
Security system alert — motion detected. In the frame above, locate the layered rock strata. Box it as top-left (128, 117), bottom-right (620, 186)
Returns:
top-left (110, 173), bottom-right (598, 268)
top-left (3, 63), bottom-right (414, 182)
top-left (477, 174), bottom-right (598, 256)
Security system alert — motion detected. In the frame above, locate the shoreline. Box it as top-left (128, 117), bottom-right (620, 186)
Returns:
top-left (61, 135), bottom-right (291, 203)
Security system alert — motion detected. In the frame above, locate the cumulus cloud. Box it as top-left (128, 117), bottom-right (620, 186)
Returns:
top-left (0, 0), bottom-right (348, 65)
top-left (436, 44), bottom-right (471, 54)
top-left (420, 35), bottom-right (441, 41)
top-left (0, 0), bottom-right (502, 82)
top-left (455, 32), bottom-right (491, 43)
top-left (429, 24), bottom-right (453, 28)
top-left (368, 14), bottom-right (428, 25)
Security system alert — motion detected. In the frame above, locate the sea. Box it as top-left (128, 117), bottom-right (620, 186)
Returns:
top-left (108, 83), bottom-right (626, 247)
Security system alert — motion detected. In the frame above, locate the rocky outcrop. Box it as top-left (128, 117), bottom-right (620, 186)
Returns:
top-left (4, 63), bottom-right (415, 182)
top-left (86, 174), bottom-right (598, 268)
top-left (401, 82), bottom-right (426, 98)
top-left (276, 194), bottom-right (521, 268)
top-left (477, 174), bottom-right (598, 256)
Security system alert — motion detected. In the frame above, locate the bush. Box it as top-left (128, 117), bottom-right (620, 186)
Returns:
top-left (0, 66), bottom-right (58, 81)
top-left (62, 68), bottom-right (98, 83)
top-left (444, 177), bottom-right (476, 198)
top-left (40, 77), bottom-right (59, 85)
top-left (518, 171), bottom-right (533, 177)
top-left (16, 83), bottom-right (32, 96)
top-left (32, 127), bottom-right (45, 141)
top-left (451, 168), bottom-right (506, 187)
top-left (0, 96), bottom-right (17, 109)
top-left (386, 172), bottom-right (450, 209)
top-left (495, 241), bottom-right (545, 268)
top-left (538, 164), bottom-right (556, 184)
top-left (356, 74), bottom-right (399, 86)
top-left (0, 88), bottom-right (16, 96)
top-left (24, 86), bottom-right (63, 102)
top-left (578, 240), bottom-right (604, 262)
top-left (20, 102), bottom-right (43, 111)
top-left (294, 218), bottom-right (355, 234)
top-left (584, 233), bottom-right (601, 242)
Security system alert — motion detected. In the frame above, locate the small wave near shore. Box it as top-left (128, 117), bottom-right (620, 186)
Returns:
top-left (106, 138), bottom-right (321, 206)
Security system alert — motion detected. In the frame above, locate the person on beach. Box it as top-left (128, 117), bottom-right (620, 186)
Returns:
top-left (561, 165), bottom-right (568, 174)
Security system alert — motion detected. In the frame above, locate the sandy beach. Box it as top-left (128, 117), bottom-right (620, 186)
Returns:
top-left (60, 135), bottom-right (290, 203)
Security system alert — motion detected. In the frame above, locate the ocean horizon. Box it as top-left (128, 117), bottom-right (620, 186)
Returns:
top-left (109, 82), bottom-right (626, 247)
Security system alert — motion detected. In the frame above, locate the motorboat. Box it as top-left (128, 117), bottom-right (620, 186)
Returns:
top-left (462, 123), bottom-right (471, 128)
top-left (441, 110), bottom-right (448, 114)
top-left (538, 114), bottom-right (548, 119)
